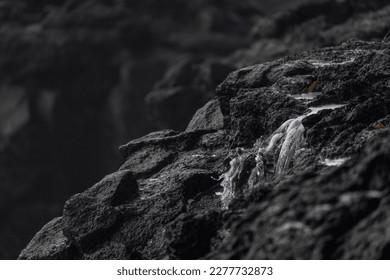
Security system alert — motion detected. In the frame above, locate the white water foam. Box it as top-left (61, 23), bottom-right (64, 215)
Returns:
top-left (320, 158), bottom-right (349, 167)
top-left (218, 150), bottom-right (251, 209)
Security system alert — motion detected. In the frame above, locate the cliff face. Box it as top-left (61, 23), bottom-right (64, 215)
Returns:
top-left (2, 0), bottom-right (390, 259)
top-left (19, 36), bottom-right (390, 259)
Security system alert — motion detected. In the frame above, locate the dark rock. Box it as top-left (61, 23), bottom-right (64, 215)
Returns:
top-left (211, 134), bottom-right (390, 259)
top-left (11, 0), bottom-right (390, 261)
top-left (165, 211), bottom-right (221, 259)
top-left (231, 0), bottom-right (390, 66)
top-left (186, 98), bottom-right (225, 132)
top-left (384, 31), bottom-right (390, 43)
top-left (180, 170), bottom-right (218, 200)
top-left (227, 88), bottom-right (306, 146)
top-left (62, 170), bottom-right (138, 250)
top-left (146, 59), bottom-right (234, 130)
top-left (0, 0), bottom-right (259, 258)
top-left (18, 217), bottom-right (78, 260)
top-left (118, 130), bottom-right (218, 180)
top-left (345, 97), bottom-right (388, 125)
top-left (19, 37), bottom-right (390, 260)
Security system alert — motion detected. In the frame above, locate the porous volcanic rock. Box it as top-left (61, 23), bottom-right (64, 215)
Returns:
top-left (19, 37), bottom-right (390, 259)
top-left (4, 0), bottom-right (390, 259)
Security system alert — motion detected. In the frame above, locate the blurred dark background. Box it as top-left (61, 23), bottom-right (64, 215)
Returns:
top-left (0, 0), bottom-right (389, 259)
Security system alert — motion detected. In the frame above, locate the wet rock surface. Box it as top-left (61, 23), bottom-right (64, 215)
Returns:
top-left (19, 36), bottom-right (390, 259)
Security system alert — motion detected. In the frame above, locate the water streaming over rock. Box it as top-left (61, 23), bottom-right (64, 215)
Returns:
top-left (219, 103), bottom-right (346, 208)
top-left (218, 148), bottom-right (254, 209)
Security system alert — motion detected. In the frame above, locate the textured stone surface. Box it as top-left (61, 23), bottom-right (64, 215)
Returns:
top-left (19, 37), bottom-right (390, 260)
top-left (18, 217), bottom-right (77, 260)
top-left (3, 0), bottom-right (390, 259)
top-left (62, 170), bottom-right (138, 250)
top-left (186, 99), bottom-right (225, 132)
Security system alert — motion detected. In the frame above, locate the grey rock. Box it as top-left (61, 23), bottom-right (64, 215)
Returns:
top-left (18, 217), bottom-right (77, 260)
top-left (62, 170), bottom-right (138, 250)
top-left (186, 98), bottom-right (225, 132)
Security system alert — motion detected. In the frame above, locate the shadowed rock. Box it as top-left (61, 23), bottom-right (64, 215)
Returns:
top-left (62, 170), bottom-right (138, 250)
top-left (18, 217), bottom-right (78, 260)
